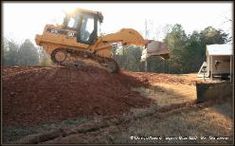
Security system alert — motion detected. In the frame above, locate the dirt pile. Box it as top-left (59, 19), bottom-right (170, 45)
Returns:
top-left (3, 66), bottom-right (151, 126)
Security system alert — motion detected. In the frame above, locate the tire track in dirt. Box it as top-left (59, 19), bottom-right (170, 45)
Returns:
top-left (12, 98), bottom-right (227, 144)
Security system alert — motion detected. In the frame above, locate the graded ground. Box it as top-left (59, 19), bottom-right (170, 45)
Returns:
top-left (2, 66), bottom-right (233, 144)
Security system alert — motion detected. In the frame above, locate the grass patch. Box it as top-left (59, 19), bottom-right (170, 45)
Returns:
top-left (3, 116), bottom-right (90, 143)
top-left (112, 101), bottom-right (233, 144)
top-left (132, 83), bottom-right (196, 107)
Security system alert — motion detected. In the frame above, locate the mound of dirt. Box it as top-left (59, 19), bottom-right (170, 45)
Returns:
top-left (3, 66), bottom-right (151, 126)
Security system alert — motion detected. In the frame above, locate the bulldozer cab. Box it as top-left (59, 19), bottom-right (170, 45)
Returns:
top-left (62, 8), bottom-right (103, 45)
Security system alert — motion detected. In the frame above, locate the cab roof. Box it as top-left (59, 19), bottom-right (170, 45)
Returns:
top-left (67, 8), bottom-right (103, 23)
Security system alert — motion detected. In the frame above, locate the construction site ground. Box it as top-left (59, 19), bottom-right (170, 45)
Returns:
top-left (2, 66), bottom-right (233, 144)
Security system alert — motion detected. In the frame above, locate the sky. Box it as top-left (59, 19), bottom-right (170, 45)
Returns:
top-left (3, 2), bottom-right (233, 45)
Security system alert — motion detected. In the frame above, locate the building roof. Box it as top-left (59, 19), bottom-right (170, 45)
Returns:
top-left (206, 44), bottom-right (233, 56)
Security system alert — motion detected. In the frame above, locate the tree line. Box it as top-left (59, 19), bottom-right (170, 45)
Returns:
top-left (2, 24), bottom-right (230, 74)
top-left (115, 24), bottom-right (230, 73)
top-left (2, 39), bottom-right (51, 66)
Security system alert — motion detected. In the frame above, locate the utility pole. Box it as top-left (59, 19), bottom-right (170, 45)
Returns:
top-left (144, 19), bottom-right (148, 72)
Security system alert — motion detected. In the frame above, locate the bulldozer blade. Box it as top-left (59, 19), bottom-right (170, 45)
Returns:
top-left (196, 82), bottom-right (233, 103)
top-left (141, 41), bottom-right (170, 61)
top-left (146, 41), bottom-right (170, 59)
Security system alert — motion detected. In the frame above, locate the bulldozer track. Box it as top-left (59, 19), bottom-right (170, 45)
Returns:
top-left (51, 48), bottom-right (119, 73)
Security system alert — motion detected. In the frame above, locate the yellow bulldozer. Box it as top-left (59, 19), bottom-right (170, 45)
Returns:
top-left (35, 8), bottom-right (169, 73)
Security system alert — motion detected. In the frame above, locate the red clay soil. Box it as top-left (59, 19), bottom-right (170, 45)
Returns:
top-left (2, 66), bottom-right (151, 126)
top-left (123, 71), bottom-right (197, 85)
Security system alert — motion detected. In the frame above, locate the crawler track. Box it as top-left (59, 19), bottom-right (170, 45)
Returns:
top-left (51, 48), bottom-right (119, 73)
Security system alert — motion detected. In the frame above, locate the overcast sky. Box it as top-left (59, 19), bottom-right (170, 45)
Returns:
top-left (3, 2), bottom-right (233, 44)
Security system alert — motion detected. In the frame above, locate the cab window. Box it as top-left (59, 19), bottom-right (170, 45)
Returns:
top-left (80, 17), bottom-right (94, 42)
top-left (79, 14), bottom-right (96, 44)
top-left (67, 15), bottom-right (81, 29)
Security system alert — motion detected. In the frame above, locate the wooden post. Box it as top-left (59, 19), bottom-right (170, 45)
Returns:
top-left (230, 55), bottom-right (233, 82)
top-left (203, 68), bottom-right (206, 81)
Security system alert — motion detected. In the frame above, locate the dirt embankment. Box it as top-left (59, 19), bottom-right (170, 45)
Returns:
top-left (3, 66), bottom-right (151, 126)
top-left (3, 66), bottom-right (199, 127)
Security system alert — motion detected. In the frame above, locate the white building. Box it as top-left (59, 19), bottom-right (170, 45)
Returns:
top-left (198, 44), bottom-right (233, 81)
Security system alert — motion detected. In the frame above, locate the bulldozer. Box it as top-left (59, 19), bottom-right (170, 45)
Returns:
top-left (35, 8), bottom-right (169, 73)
